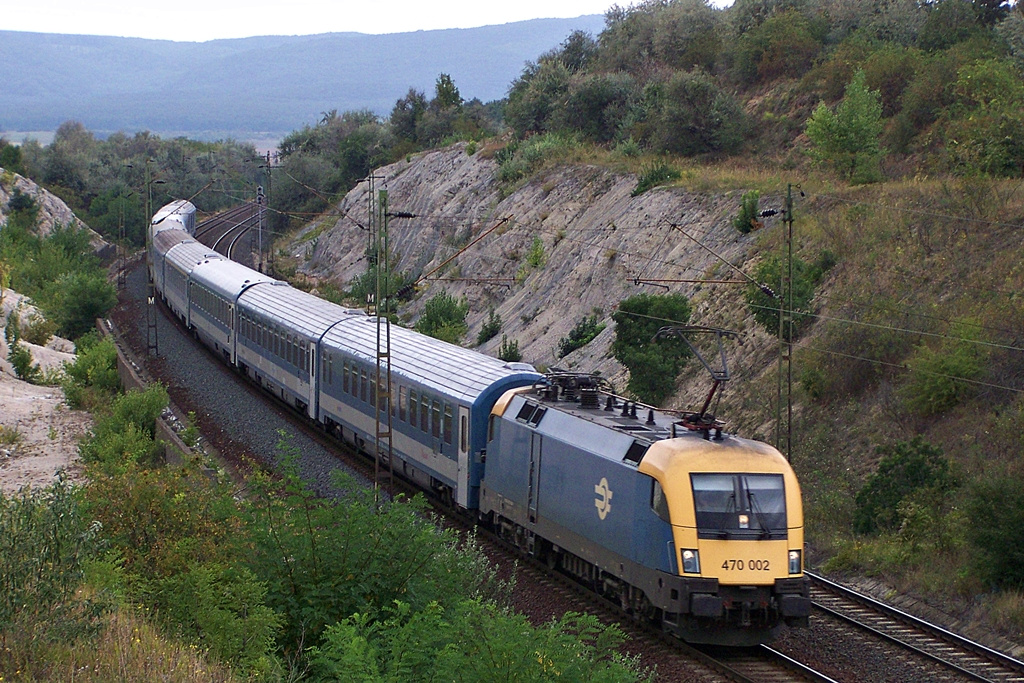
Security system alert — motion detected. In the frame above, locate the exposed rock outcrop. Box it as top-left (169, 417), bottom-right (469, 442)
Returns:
top-left (290, 143), bottom-right (779, 411)
top-left (0, 168), bottom-right (113, 260)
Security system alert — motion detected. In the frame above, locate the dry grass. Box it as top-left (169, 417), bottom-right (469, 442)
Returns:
top-left (0, 608), bottom-right (241, 682)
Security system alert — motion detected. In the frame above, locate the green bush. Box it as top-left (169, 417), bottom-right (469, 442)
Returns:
top-left (0, 474), bottom-right (104, 640)
top-left (558, 314), bottom-right (606, 358)
top-left (147, 563), bottom-right (281, 670)
top-left (497, 334), bottom-right (522, 362)
top-left (414, 291), bottom-right (469, 344)
top-left (476, 309), bottom-right (502, 346)
top-left (733, 9), bottom-right (823, 84)
top-left (7, 341), bottom-right (41, 383)
top-left (733, 189), bottom-right (761, 233)
top-left (611, 293), bottom-right (692, 404)
top-left (899, 319), bottom-right (986, 417)
top-left (806, 69), bottom-right (884, 183)
top-left (745, 253), bottom-right (828, 341)
top-left (243, 445), bottom-right (508, 656)
top-left (968, 472), bottom-right (1024, 588)
top-left (62, 333), bottom-right (120, 409)
top-left (21, 311), bottom-right (57, 346)
top-left (308, 601), bottom-right (647, 682)
top-left (631, 161), bottom-right (680, 196)
top-left (853, 437), bottom-right (956, 534)
top-left (646, 70), bottom-right (748, 157)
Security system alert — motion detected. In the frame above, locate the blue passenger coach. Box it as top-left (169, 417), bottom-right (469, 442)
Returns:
top-left (319, 318), bottom-right (542, 509)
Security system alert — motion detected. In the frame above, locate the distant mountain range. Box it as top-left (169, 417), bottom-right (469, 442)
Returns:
top-left (0, 16), bottom-right (605, 142)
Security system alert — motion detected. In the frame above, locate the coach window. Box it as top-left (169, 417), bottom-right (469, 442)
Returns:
top-left (420, 395), bottom-right (430, 434)
top-left (361, 369), bottom-right (369, 403)
top-left (432, 400), bottom-right (441, 439)
top-left (443, 404), bottom-right (453, 445)
top-left (328, 354), bottom-right (334, 385)
top-left (342, 362), bottom-right (349, 393)
top-left (409, 390), bottom-right (418, 428)
top-left (399, 387), bottom-right (407, 421)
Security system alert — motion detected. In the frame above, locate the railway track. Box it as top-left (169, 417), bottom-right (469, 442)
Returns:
top-left (698, 645), bottom-right (839, 682)
top-left (193, 202), bottom-right (265, 264)
top-left (808, 572), bottom-right (1024, 682)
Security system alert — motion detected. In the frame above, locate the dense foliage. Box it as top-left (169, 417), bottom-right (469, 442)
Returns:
top-left (2, 129), bottom-right (262, 249)
top-left (611, 293), bottom-right (692, 404)
top-left (0, 364), bottom-right (647, 680)
top-left (0, 192), bottom-right (117, 339)
top-left (414, 291), bottom-right (470, 344)
top-left (853, 437), bottom-right (957, 534)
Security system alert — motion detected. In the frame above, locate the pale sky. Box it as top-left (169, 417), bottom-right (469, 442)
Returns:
top-left (4, 1), bottom-right (626, 42)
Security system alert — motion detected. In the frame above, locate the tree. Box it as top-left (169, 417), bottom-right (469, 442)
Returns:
top-left (414, 292), bottom-right (469, 344)
top-left (653, 0), bottom-right (722, 71)
top-left (433, 73), bottom-right (463, 111)
top-left (0, 140), bottom-right (24, 175)
top-left (968, 471), bottom-right (1024, 588)
top-left (504, 59), bottom-right (572, 137)
top-left (806, 69), bottom-right (884, 183)
top-left (611, 293), bottom-right (692, 404)
top-left (853, 437), bottom-right (955, 534)
top-left (390, 88), bottom-right (428, 144)
top-left (649, 69), bottom-right (747, 156)
top-left (745, 252), bottom-right (831, 341)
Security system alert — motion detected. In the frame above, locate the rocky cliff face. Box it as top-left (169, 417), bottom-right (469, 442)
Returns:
top-left (0, 169), bottom-right (113, 260)
top-left (289, 143), bottom-right (778, 412)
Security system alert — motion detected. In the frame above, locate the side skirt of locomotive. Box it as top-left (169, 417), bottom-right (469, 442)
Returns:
top-left (481, 485), bottom-right (809, 646)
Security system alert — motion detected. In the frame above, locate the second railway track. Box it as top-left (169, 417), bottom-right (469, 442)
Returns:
top-left (808, 572), bottom-right (1024, 682)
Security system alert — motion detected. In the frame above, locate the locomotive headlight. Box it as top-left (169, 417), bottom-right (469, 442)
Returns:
top-left (681, 549), bottom-right (700, 574)
top-left (788, 550), bottom-right (802, 574)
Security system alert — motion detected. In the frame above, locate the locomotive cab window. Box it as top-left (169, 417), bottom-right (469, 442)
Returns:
top-left (691, 473), bottom-right (787, 540)
top-left (651, 480), bottom-right (671, 524)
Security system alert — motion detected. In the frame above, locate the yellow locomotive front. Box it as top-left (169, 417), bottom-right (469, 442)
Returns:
top-left (640, 435), bottom-right (810, 645)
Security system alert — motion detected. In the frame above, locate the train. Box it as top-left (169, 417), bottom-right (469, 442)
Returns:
top-left (148, 199), bottom-right (811, 646)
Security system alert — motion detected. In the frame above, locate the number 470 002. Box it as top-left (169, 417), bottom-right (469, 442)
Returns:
top-left (721, 559), bottom-right (770, 571)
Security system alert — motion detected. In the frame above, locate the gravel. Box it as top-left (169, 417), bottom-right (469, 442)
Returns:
top-left (111, 261), bottom-right (369, 497)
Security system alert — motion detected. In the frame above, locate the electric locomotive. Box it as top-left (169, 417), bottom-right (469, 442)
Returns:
top-left (147, 200), bottom-right (809, 646)
top-left (481, 373), bottom-right (810, 645)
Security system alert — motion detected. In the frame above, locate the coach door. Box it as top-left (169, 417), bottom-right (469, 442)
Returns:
top-left (457, 406), bottom-right (470, 507)
top-left (527, 432), bottom-right (542, 524)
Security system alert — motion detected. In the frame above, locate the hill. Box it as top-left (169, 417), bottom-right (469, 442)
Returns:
top-left (0, 16), bottom-right (605, 140)
top-left (280, 141), bottom-right (1024, 654)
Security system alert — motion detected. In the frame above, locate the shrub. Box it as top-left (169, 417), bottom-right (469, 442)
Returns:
top-left (21, 311), bottom-right (57, 346)
top-left (476, 309), bottom-right (502, 346)
top-left (0, 474), bottom-right (103, 640)
top-left (806, 69), bottom-right (884, 184)
top-left (308, 601), bottom-right (646, 682)
top-left (558, 315), bottom-right (606, 358)
top-left (414, 292), bottom-right (469, 344)
top-left (497, 334), bottom-right (522, 363)
top-left (647, 70), bottom-right (747, 157)
top-left (733, 189), bottom-right (761, 233)
top-left (733, 9), bottom-right (823, 84)
top-left (968, 472), bottom-right (1024, 588)
top-left (62, 333), bottom-right (120, 409)
top-left (243, 445), bottom-right (508, 656)
top-left (147, 563), bottom-right (281, 670)
top-left (899, 320), bottom-right (987, 417)
top-left (853, 437), bottom-right (956, 534)
top-left (745, 252), bottom-right (830, 341)
top-left (7, 341), bottom-right (41, 383)
top-left (611, 293), bottom-right (692, 404)
top-left (632, 162), bottom-right (681, 197)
